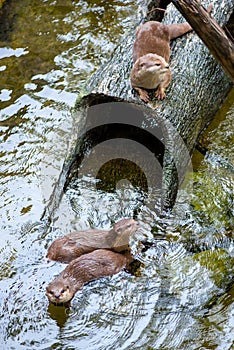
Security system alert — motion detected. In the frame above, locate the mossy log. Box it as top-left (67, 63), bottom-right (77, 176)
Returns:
top-left (42, 0), bottom-right (233, 224)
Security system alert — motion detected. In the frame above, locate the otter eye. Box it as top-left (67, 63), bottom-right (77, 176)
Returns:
top-left (48, 290), bottom-right (54, 296)
top-left (155, 63), bottom-right (161, 66)
top-left (61, 286), bottom-right (69, 294)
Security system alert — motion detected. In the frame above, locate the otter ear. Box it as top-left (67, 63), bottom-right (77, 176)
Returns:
top-left (116, 227), bottom-right (122, 235)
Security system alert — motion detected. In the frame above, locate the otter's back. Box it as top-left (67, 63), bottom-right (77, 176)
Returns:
top-left (63, 249), bottom-right (130, 283)
top-left (133, 21), bottom-right (170, 63)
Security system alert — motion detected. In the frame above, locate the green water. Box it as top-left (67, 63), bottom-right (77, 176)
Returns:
top-left (0, 1), bottom-right (233, 349)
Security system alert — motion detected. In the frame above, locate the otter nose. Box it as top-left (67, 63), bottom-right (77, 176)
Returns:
top-left (165, 64), bottom-right (169, 69)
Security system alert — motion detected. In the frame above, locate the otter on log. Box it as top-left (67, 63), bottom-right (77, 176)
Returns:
top-left (46, 218), bottom-right (139, 263)
top-left (46, 249), bottom-right (133, 304)
top-left (130, 21), bottom-right (192, 102)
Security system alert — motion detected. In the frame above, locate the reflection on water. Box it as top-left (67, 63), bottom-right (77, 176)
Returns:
top-left (0, 0), bottom-right (233, 349)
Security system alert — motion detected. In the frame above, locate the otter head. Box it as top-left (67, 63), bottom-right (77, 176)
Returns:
top-left (111, 218), bottom-right (140, 249)
top-left (46, 279), bottom-right (76, 304)
top-left (131, 53), bottom-right (170, 90)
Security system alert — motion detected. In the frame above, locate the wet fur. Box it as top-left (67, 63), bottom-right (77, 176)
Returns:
top-left (46, 218), bottom-right (139, 263)
top-left (130, 21), bottom-right (192, 102)
top-left (46, 250), bottom-right (133, 304)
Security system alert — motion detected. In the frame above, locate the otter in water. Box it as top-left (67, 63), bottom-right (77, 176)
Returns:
top-left (46, 249), bottom-right (133, 304)
top-left (46, 218), bottom-right (139, 263)
top-left (130, 21), bottom-right (192, 102)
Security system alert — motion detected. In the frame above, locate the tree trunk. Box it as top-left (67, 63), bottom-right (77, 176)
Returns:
top-left (42, 0), bottom-right (233, 225)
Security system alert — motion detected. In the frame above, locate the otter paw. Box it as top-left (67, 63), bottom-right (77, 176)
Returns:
top-left (136, 88), bottom-right (149, 103)
top-left (155, 88), bottom-right (166, 100)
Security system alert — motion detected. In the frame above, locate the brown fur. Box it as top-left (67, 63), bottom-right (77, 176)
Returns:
top-left (130, 21), bottom-right (192, 102)
top-left (46, 218), bottom-right (139, 263)
top-left (46, 249), bottom-right (133, 304)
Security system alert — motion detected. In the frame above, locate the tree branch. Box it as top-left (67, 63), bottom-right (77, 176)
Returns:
top-left (172, 0), bottom-right (234, 81)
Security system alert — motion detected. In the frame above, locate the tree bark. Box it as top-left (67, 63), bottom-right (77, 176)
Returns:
top-left (171, 0), bottom-right (234, 81)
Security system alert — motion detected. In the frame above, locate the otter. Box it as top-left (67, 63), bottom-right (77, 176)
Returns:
top-left (46, 218), bottom-right (139, 263)
top-left (46, 249), bottom-right (133, 304)
top-left (130, 21), bottom-right (192, 102)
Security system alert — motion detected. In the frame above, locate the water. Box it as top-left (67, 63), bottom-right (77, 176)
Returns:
top-left (0, 1), bottom-right (233, 349)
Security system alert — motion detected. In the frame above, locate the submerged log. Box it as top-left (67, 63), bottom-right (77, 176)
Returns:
top-left (42, 0), bottom-right (233, 225)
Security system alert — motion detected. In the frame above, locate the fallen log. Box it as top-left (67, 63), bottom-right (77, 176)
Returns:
top-left (42, 0), bottom-right (233, 226)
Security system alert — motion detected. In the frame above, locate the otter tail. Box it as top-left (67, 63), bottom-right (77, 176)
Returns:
top-left (168, 4), bottom-right (213, 40)
top-left (167, 23), bottom-right (192, 40)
